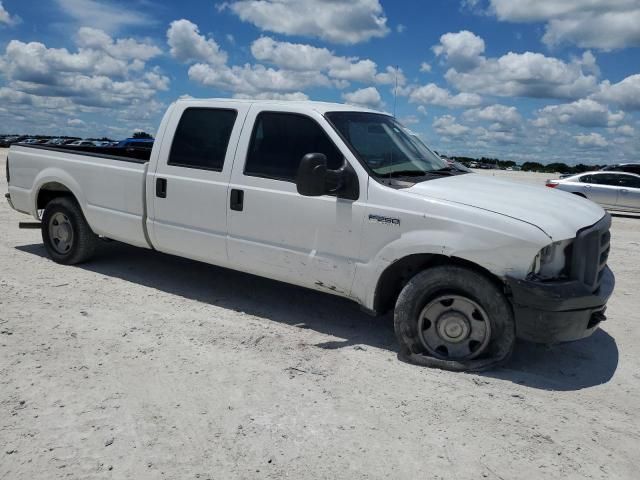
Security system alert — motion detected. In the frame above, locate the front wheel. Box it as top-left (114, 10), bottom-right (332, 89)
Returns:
top-left (41, 197), bottom-right (98, 265)
top-left (394, 265), bottom-right (515, 371)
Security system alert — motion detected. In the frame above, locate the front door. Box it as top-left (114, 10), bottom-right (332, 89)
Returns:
top-left (227, 107), bottom-right (366, 297)
top-left (583, 173), bottom-right (620, 208)
top-left (149, 102), bottom-right (249, 265)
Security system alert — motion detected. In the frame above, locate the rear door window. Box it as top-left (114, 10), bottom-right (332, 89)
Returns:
top-left (244, 112), bottom-right (343, 182)
top-left (618, 175), bottom-right (640, 188)
top-left (169, 108), bottom-right (238, 171)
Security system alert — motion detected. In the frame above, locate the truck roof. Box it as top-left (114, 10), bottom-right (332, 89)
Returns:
top-left (173, 97), bottom-right (386, 115)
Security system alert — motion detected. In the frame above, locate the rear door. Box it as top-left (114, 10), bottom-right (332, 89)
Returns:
top-left (148, 101), bottom-right (250, 265)
top-left (616, 174), bottom-right (640, 211)
top-left (226, 105), bottom-right (367, 296)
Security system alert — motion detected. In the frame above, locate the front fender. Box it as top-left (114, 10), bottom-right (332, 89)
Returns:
top-left (351, 221), bottom-right (549, 311)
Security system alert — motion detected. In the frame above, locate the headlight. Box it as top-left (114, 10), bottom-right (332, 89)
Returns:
top-left (529, 239), bottom-right (572, 280)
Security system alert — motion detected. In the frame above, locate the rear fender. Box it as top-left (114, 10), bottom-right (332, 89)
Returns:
top-left (32, 168), bottom-right (87, 220)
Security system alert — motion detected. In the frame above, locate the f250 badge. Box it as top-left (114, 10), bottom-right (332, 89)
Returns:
top-left (369, 214), bottom-right (400, 226)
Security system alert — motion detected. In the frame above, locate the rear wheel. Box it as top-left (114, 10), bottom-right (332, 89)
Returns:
top-left (394, 265), bottom-right (515, 371)
top-left (42, 197), bottom-right (98, 264)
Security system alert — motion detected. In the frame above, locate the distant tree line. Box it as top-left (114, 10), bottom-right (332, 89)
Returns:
top-left (519, 162), bottom-right (604, 173)
top-left (450, 156), bottom-right (517, 169)
top-left (438, 154), bottom-right (604, 174)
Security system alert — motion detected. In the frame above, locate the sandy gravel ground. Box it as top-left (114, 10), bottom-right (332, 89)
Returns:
top-left (1, 148), bottom-right (639, 479)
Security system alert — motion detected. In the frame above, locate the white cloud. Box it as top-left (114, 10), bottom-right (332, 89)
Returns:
top-left (342, 87), bottom-right (383, 109)
top-left (488, 0), bottom-right (640, 50)
top-left (575, 132), bottom-right (608, 147)
top-left (463, 104), bottom-right (522, 126)
top-left (399, 114), bottom-right (419, 125)
top-left (432, 115), bottom-right (470, 137)
top-left (188, 62), bottom-right (330, 95)
top-left (433, 30), bottom-right (485, 71)
top-left (0, 1), bottom-right (19, 26)
top-left (67, 118), bottom-right (86, 127)
top-left (233, 91), bottom-right (310, 101)
top-left (408, 83), bottom-right (482, 108)
top-left (438, 34), bottom-right (599, 100)
top-left (76, 27), bottom-right (162, 62)
top-left (250, 36), bottom-right (403, 87)
top-left (251, 36), bottom-right (334, 71)
top-left (55, 0), bottom-right (156, 33)
top-left (167, 19), bottom-right (227, 65)
top-left (593, 74), bottom-right (640, 111)
top-left (222, 0), bottom-right (390, 44)
top-left (174, 27), bottom-right (405, 98)
top-left (614, 125), bottom-right (635, 137)
top-left (0, 30), bottom-right (168, 113)
top-left (420, 62), bottom-right (432, 73)
top-left (536, 99), bottom-right (624, 128)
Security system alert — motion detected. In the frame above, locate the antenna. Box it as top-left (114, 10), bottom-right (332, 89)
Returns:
top-left (393, 65), bottom-right (399, 118)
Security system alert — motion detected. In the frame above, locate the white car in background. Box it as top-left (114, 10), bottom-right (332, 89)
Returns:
top-left (547, 171), bottom-right (640, 213)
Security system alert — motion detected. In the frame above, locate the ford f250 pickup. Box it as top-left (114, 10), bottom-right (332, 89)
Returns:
top-left (5, 99), bottom-right (615, 371)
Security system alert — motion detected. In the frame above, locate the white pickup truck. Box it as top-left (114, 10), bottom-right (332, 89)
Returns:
top-left (6, 98), bottom-right (615, 371)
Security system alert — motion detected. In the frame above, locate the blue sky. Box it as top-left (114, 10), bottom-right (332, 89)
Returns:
top-left (0, 0), bottom-right (639, 165)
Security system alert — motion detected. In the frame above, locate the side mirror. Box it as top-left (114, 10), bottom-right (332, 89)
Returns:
top-left (296, 153), bottom-right (328, 196)
top-left (296, 153), bottom-right (360, 200)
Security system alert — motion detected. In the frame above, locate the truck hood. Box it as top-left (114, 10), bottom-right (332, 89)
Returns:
top-left (407, 174), bottom-right (605, 240)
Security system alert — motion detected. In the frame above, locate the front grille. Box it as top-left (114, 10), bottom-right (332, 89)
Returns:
top-left (569, 214), bottom-right (611, 292)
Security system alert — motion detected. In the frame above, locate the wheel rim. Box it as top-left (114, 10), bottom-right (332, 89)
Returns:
top-left (49, 212), bottom-right (74, 254)
top-left (418, 295), bottom-right (491, 360)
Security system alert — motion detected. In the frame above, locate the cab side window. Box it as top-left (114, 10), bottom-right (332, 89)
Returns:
top-left (169, 108), bottom-right (238, 171)
top-left (244, 112), bottom-right (343, 182)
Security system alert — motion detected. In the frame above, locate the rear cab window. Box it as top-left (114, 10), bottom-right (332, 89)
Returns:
top-left (169, 108), bottom-right (238, 171)
top-left (244, 111), bottom-right (343, 182)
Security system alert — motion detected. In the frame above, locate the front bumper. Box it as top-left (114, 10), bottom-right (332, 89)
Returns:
top-left (506, 266), bottom-right (615, 343)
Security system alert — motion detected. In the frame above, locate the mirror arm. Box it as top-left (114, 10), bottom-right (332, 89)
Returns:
top-left (325, 166), bottom-right (346, 193)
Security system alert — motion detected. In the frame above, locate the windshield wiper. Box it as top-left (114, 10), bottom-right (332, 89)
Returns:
top-left (426, 167), bottom-right (457, 176)
top-left (383, 170), bottom-right (430, 178)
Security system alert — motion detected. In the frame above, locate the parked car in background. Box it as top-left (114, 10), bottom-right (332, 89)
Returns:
top-left (67, 140), bottom-right (96, 147)
top-left (546, 172), bottom-right (640, 213)
top-left (407, 133), bottom-right (473, 173)
top-left (45, 138), bottom-right (78, 146)
top-left (115, 138), bottom-right (154, 149)
top-left (92, 141), bottom-right (111, 147)
top-left (601, 163), bottom-right (640, 176)
top-left (1, 136), bottom-right (27, 147)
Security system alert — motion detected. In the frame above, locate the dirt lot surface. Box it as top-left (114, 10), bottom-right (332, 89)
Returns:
top-left (2, 148), bottom-right (639, 479)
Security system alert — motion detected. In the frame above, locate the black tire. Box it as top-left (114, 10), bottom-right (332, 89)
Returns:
top-left (394, 265), bottom-right (515, 372)
top-left (41, 197), bottom-right (98, 265)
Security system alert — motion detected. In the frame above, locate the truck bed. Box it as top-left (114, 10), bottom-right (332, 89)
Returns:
top-left (7, 145), bottom-right (151, 248)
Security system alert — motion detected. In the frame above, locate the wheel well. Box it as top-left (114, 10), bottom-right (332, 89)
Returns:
top-left (572, 192), bottom-right (587, 198)
top-left (372, 254), bottom-right (503, 315)
top-left (37, 182), bottom-right (75, 210)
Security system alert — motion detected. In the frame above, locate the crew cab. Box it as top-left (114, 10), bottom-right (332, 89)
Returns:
top-left (5, 99), bottom-right (615, 371)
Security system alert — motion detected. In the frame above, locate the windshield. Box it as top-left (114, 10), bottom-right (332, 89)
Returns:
top-left (325, 112), bottom-right (447, 177)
